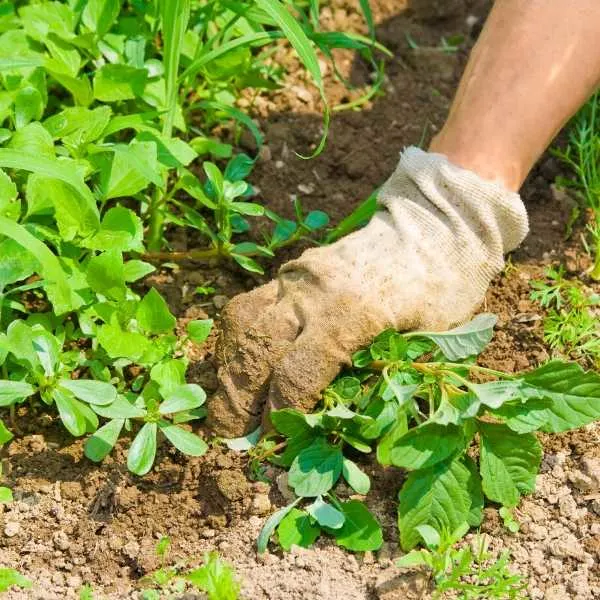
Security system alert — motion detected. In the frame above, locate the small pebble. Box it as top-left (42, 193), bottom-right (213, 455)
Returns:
top-left (213, 295), bottom-right (228, 310)
top-left (4, 521), bottom-right (20, 537)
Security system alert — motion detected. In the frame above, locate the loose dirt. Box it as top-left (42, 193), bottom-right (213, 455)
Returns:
top-left (1, 1), bottom-right (599, 598)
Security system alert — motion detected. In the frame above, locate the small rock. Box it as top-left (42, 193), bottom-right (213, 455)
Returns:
top-left (4, 521), bottom-right (20, 537)
top-left (215, 470), bottom-right (249, 502)
top-left (66, 575), bottom-right (82, 589)
top-left (249, 494), bottom-right (271, 516)
top-left (259, 145), bottom-right (272, 162)
top-left (545, 584), bottom-right (567, 600)
top-left (291, 85), bottom-right (312, 104)
top-left (582, 458), bottom-right (600, 489)
top-left (548, 533), bottom-right (586, 560)
top-left (53, 530), bottom-right (70, 551)
top-left (275, 160), bottom-right (284, 169)
top-left (559, 495), bottom-right (578, 518)
top-left (212, 295), bottom-right (228, 310)
top-left (51, 572), bottom-right (65, 586)
top-left (122, 540), bottom-right (140, 558)
top-left (200, 528), bottom-right (216, 539)
top-left (297, 183), bottom-right (315, 195)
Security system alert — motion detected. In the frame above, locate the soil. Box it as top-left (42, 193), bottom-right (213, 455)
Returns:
top-left (1, 1), bottom-right (599, 599)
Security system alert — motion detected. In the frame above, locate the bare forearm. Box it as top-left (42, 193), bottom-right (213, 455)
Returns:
top-left (430, 0), bottom-right (600, 190)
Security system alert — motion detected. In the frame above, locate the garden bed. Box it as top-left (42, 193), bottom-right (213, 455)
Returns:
top-left (1, 1), bottom-right (599, 599)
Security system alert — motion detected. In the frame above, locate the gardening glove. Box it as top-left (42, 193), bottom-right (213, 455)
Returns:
top-left (208, 147), bottom-right (529, 437)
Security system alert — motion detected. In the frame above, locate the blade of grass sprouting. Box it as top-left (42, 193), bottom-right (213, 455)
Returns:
top-left (324, 192), bottom-right (378, 243)
top-left (358, 0), bottom-right (375, 39)
top-left (102, 112), bottom-right (163, 137)
top-left (255, 0), bottom-right (329, 158)
top-left (180, 31), bottom-right (283, 81)
top-left (187, 100), bottom-right (264, 149)
top-left (309, 0), bottom-right (320, 29)
top-left (159, 0), bottom-right (190, 137)
top-left (0, 149), bottom-right (99, 225)
top-left (0, 216), bottom-right (74, 314)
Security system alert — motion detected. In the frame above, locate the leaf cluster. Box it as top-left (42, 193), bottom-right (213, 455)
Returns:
top-left (255, 312), bottom-right (600, 556)
top-left (531, 266), bottom-right (600, 365)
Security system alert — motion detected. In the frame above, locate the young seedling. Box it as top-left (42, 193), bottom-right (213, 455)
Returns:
top-left (531, 266), bottom-right (600, 366)
top-left (254, 313), bottom-right (600, 555)
top-left (397, 526), bottom-right (527, 599)
top-left (139, 537), bottom-right (240, 600)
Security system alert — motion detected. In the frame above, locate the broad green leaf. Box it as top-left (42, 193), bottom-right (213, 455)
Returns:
top-left (491, 397), bottom-right (553, 434)
top-left (415, 524), bottom-right (441, 548)
top-left (522, 360), bottom-right (600, 432)
top-left (395, 550), bottom-right (430, 569)
top-left (44, 35), bottom-right (80, 78)
top-left (84, 418), bottom-right (124, 462)
top-left (127, 422), bottom-right (158, 476)
top-left (86, 249), bottom-right (126, 301)
top-left (0, 238), bottom-right (39, 291)
top-left (58, 379), bottom-right (117, 406)
top-left (0, 420), bottom-right (14, 445)
top-left (82, 0), bottom-right (120, 37)
top-left (159, 421), bottom-right (208, 457)
top-left (0, 568), bottom-right (31, 592)
top-left (136, 130), bottom-right (197, 168)
top-left (93, 64), bottom-right (148, 102)
top-left (0, 168), bottom-right (19, 221)
top-left (225, 153), bottom-right (254, 181)
top-left (479, 422), bottom-right (541, 508)
top-left (203, 162), bottom-right (223, 200)
top-left (230, 201), bottom-right (263, 216)
top-left (327, 500), bottom-right (382, 552)
top-left (398, 456), bottom-right (472, 550)
top-left (97, 322), bottom-right (152, 362)
top-left (306, 496), bottom-right (345, 529)
top-left (0, 381), bottom-right (35, 406)
top-left (136, 288), bottom-right (176, 334)
top-left (277, 508), bottom-right (320, 550)
top-left (31, 327), bottom-right (60, 377)
top-left (92, 394), bottom-right (146, 419)
top-left (185, 552), bottom-right (240, 600)
top-left (124, 260), bottom-right (155, 282)
top-left (376, 413), bottom-right (408, 466)
top-left (97, 141), bottom-right (159, 200)
top-left (0, 217), bottom-right (77, 314)
top-left (232, 254), bottom-right (264, 274)
top-left (159, 384), bottom-right (206, 414)
top-left (0, 487), bottom-right (13, 503)
top-left (257, 499), bottom-right (301, 553)
top-left (410, 313), bottom-right (497, 360)
top-left (19, 2), bottom-right (74, 41)
top-left (303, 211), bottom-right (329, 230)
top-left (288, 438), bottom-right (343, 497)
top-left (342, 457), bottom-right (371, 494)
top-left (44, 106), bottom-right (112, 146)
top-left (26, 175), bottom-right (99, 241)
top-left (390, 423), bottom-right (466, 470)
top-left (8, 123), bottom-right (54, 157)
top-left (187, 319), bottom-right (213, 344)
top-left (151, 359), bottom-right (186, 396)
top-left (270, 408), bottom-right (313, 437)
top-left (224, 426), bottom-right (262, 451)
top-left (53, 388), bottom-right (86, 437)
top-left (84, 206), bottom-right (144, 253)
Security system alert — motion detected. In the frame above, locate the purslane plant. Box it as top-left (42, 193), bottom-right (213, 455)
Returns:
top-left (253, 313), bottom-right (600, 554)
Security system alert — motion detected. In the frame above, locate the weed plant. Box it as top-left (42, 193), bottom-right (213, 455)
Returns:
top-left (249, 313), bottom-right (600, 568)
top-left (530, 266), bottom-right (600, 366)
top-left (0, 0), bottom-right (381, 475)
top-left (554, 91), bottom-right (600, 278)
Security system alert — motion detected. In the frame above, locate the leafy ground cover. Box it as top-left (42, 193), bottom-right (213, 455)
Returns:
top-left (1, 1), bottom-right (600, 599)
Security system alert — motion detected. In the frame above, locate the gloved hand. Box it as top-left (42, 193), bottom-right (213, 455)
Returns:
top-left (208, 147), bottom-right (528, 437)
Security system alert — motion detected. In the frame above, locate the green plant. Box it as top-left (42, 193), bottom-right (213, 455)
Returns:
top-left (254, 313), bottom-right (600, 553)
top-left (0, 0), bottom-right (384, 475)
top-left (140, 537), bottom-right (240, 600)
top-left (554, 91), bottom-right (600, 278)
top-left (531, 266), bottom-right (600, 365)
top-left (397, 526), bottom-right (526, 599)
top-left (0, 568), bottom-right (31, 593)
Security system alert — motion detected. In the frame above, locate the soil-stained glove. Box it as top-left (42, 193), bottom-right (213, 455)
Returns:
top-left (209, 147), bottom-right (528, 437)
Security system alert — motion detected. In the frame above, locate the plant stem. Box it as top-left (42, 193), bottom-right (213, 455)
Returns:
top-left (142, 247), bottom-right (221, 262)
top-left (591, 241), bottom-right (600, 281)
